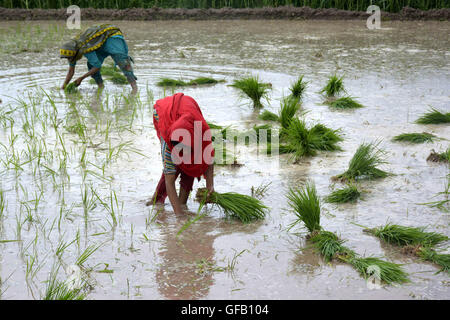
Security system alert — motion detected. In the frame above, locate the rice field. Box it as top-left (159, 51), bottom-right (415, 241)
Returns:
top-left (0, 19), bottom-right (449, 300)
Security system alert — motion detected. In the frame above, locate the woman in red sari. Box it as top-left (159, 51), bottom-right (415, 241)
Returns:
top-left (147, 93), bottom-right (215, 214)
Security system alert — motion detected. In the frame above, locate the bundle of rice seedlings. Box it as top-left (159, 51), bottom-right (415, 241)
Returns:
top-left (286, 181), bottom-right (321, 233)
top-left (415, 107), bottom-right (450, 124)
top-left (196, 188), bottom-right (267, 223)
top-left (282, 118), bottom-right (343, 161)
top-left (289, 75), bottom-right (308, 101)
top-left (279, 96), bottom-right (301, 130)
top-left (189, 77), bottom-right (223, 85)
top-left (309, 231), bottom-right (348, 262)
top-left (346, 256), bottom-right (409, 285)
top-left (259, 110), bottom-right (279, 122)
top-left (156, 78), bottom-right (187, 87)
top-left (324, 184), bottom-right (361, 204)
top-left (328, 96), bottom-right (364, 109)
top-left (417, 247), bottom-right (450, 274)
top-left (64, 82), bottom-right (78, 94)
top-left (368, 224), bottom-right (449, 247)
top-left (320, 74), bottom-right (345, 98)
top-left (333, 142), bottom-right (389, 182)
top-left (110, 72), bottom-right (128, 85)
top-left (100, 66), bottom-right (116, 77)
top-left (157, 77), bottom-right (223, 87)
top-left (230, 76), bottom-right (271, 109)
top-left (393, 132), bottom-right (437, 144)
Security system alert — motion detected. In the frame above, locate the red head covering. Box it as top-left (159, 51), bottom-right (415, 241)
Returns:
top-left (153, 93), bottom-right (214, 178)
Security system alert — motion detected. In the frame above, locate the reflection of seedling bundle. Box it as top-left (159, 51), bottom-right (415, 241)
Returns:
top-left (196, 188), bottom-right (268, 224)
top-left (363, 223), bottom-right (449, 274)
top-left (287, 181), bottom-right (409, 285)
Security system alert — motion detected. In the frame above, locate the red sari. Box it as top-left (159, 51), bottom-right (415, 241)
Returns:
top-left (152, 93), bottom-right (214, 203)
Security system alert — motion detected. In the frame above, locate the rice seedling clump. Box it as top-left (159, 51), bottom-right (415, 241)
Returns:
top-left (324, 184), bottom-right (361, 203)
top-left (110, 72), bottom-right (128, 85)
top-left (333, 142), bottom-right (390, 182)
top-left (196, 188), bottom-right (267, 223)
top-left (230, 76), bottom-right (271, 109)
top-left (282, 118), bottom-right (343, 161)
top-left (346, 256), bottom-right (409, 285)
top-left (278, 96), bottom-right (301, 130)
top-left (64, 82), bottom-right (78, 94)
top-left (415, 107), bottom-right (450, 124)
top-left (259, 110), bottom-right (279, 122)
top-left (364, 223), bottom-right (449, 274)
top-left (320, 74), bottom-right (345, 99)
top-left (286, 181), bottom-right (321, 233)
top-left (393, 132), bottom-right (438, 144)
top-left (157, 77), bottom-right (223, 87)
top-left (368, 224), bottom-right (448, 247)
top-left (289, 75), bottom-right (308, 101)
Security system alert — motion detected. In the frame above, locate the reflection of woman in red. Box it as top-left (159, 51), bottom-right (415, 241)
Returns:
top-left (147, 93), bottom-right (215, 214)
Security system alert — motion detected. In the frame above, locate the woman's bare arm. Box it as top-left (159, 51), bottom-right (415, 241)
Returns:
top-left (74, 67), bottom-right (100, 86)
top-left (62, 65), bottom-right (75, 89)
top-left (165, 173), bottom-right (184, 214)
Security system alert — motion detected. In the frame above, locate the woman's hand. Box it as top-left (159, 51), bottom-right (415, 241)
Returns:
top-left (74, 77), bottom-right (83, 87)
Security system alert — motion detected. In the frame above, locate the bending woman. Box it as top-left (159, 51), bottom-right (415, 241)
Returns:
top-left (148, 93), bottom-right (215, 215)
top-left (60, 24), bottom-right (137, 94)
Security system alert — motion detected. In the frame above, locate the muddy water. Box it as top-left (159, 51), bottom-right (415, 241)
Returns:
top-left (0, 20), bottom-right (449, 300)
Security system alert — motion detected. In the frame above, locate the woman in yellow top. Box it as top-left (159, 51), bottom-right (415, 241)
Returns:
top-left (60, 24), bottom-right (137, 94)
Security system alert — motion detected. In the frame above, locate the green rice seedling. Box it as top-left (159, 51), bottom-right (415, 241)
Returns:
top-left (286, 181), bottom-right (321, 233)
top-left (259, 110), bottom-right (279, 122)
top-left (188, 77), bottom-right (223, 85)
top-left (196, 188), bottom-right (267, 223)
top-left (110, 73), bottom-right (128, 85)
top-left (367, 224), bottom-right (449, 247)
top-left (76, 244), bottom-right (100, 267)
top-left (333, 142), bottom-right (390, 182)
top-left (324, 184), bottom-right (361, 204)
top-left (230, 76), bottom-right (271, 109)
top-left (417, 247), bottom-right (450, 274)
top-left (309, 231), bottom-right (348, 262)
top-left (100, 64), bottom-right (119, 77)
top-left (43, 269), bottom-right (85, 300)
top-left (64, 82), bottom-right (78, 94)
top-left (157, 78), bottom-right (187, 87)
top-left (328, 96), bottom-right (364, 109)
top-left (279, 96), bottom-right (300, 130)
top-left (320, 74), bottom-right (345, 98)
top-left (415, 107), bottom-right (450, 124)
top-left (289, 75), bottom-right (308, 101)
top-left (393, 132), bottom-right (438, 144)
top-left (346, 256), bottom-right (409, 285)
top-left (252, 124), bottom-right (272, 144)
top-left (156, 77), bottom-right (222, 87)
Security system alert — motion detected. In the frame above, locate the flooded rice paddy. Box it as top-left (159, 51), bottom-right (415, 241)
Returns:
top-left (0, 20), bottom-right (449, 300)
